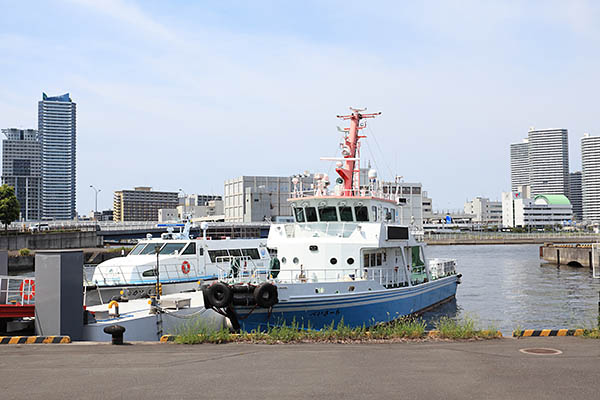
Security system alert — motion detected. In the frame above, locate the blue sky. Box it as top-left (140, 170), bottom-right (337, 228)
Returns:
top-left (2, 1), bottom-right (600, 213)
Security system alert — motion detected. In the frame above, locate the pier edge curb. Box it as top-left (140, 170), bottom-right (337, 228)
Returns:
top-left (512, 329), bottom-right (586, 337)
top-left (0, 336), bottom-right (71, 344)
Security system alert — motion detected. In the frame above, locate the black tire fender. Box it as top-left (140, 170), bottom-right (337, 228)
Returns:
top-left (206, 282), bottom-right (233, 308)
top-left (254, 282), bottom-right (278, 308)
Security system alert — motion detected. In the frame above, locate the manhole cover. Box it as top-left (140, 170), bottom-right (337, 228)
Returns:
top-left (519, 348), bottom-right (562, 355)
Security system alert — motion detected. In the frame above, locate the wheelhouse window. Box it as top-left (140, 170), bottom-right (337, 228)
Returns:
top-left (371, 206), bottom-right (378, 221)
top-left (305, 207), bottom-right (318, 222)
top-left (182, 243), bottom-right (196, 255)
top-left (355, 206), bottom-right (369, 222)
top-left (159, 243), bottom-right (186, 255)
top-left (129, 243), bottom-right (146, 255)
top-left (140, 243), bottom-right (164, 255)
top-left (318, 206), bottom-right (338, 222)
top-left (228, 249), bottom-right (242, 257)
top-left (294, 207), bottom-right (305, 222)
top-left (242, 248), bottom-right (260, 260)
top-left (339, 206), bottom-right (353, 222)
top-left (208, 249), bottom-right (229, 263)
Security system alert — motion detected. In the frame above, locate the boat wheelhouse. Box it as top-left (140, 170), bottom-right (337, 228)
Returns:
top-left (201, 108), bottom-right (460, 331)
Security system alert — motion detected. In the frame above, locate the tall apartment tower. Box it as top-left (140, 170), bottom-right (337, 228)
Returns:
top-left (510, 139), bottom-right (530, 192)
top-left (1, 128), bottom-right (42, 220)
top-left (38, 93), bottom-right (76, 220)
top-left (527, 128), bottom-right (569, 197)
top-left (568, 171), bottom-right (583, 221)
top-left (581, 134), bottom-right (600, 223)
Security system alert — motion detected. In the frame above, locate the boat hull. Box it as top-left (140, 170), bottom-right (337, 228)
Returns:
top-left (234, 276), bottom-right (458, 331)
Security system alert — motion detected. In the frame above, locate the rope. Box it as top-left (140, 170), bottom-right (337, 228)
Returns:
top-left (160, 307), bottom-right (211, 319)
top-left (367, 124), bottom-right (395, 180)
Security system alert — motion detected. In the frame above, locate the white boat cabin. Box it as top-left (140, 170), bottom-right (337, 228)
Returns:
top-left (91, 238), bottom-right (270, 287)
top-left (267, 196), bottom-right (436, 287)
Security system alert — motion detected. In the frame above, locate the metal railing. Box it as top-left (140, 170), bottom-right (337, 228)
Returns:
top-left (85, 261), bottom-right (205, 287)
top-left (215, 256), bottom-right (267, 283)
top-left (425, 232), bottom-right (600, 241)
top-left (0, 275), bottom-right (35, 305)
top-left (279, 222), bottom-right (360, 239)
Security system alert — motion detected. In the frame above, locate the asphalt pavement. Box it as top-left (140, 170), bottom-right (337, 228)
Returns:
top-left (0, 337), bottom-right (598, 400)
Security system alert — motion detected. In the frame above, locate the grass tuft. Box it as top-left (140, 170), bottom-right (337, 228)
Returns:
top-left (167, 315), bottom-right (503, 344)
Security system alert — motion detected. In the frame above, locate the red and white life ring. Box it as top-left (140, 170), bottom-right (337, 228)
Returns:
top-left (19, 279), bottom-right (35, 301)
top-left (181, 261), bottom-right (191, 274)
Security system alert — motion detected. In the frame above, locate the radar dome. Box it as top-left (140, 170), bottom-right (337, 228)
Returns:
top-left (368, 169), bottom-right (378, 179)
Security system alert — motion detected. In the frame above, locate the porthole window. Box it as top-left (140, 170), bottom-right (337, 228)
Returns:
top-left (347, 257), bottom-right (354, 265)
top-left (330, 257), bottom-right (337, 265)
top-left (281, 257), bottom-right (287, 264)
top-left (293, 257), bottom-right (299, 264)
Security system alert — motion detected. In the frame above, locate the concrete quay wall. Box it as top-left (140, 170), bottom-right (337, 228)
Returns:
top-left (540, 244), bottom-right (595, 268)
top-left (0, 231), bottom-right (102, 252)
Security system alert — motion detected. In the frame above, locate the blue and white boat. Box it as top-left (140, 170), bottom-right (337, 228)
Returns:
top-left (86, 222), bottom-right (270, 305)
top-left (202, 108), bottom-right (460, 331)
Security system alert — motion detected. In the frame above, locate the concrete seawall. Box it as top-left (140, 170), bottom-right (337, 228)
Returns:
top-left (0, 231), bottom-right (102, 251)
top-left (539, 243), bottom-right (596, 268)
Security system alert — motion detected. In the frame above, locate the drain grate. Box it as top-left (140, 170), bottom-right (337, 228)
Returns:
top-left (519, 348), bottom-right (563, 355)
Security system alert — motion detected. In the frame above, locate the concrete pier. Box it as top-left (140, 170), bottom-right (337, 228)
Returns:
top-left (540, 243), bottom-right (596, 268)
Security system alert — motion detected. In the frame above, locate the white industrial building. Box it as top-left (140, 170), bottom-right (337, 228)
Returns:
top-left (224, 175), bottom-right (314, 222)
top-left (581, 133), bottom-right (600, 224)
top-left (502, 192), bottom-right (573, 228)
top-left (464, 197), bottom-right (502, 224)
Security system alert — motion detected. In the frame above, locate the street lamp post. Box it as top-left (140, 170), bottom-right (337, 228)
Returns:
top-left (89, 185), bottom-right (101, 219)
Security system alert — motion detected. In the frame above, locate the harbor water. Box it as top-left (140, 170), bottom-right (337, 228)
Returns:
top-left (423, 244), bottom-right (600, 334)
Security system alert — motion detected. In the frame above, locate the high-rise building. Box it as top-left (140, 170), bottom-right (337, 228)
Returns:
top-left (38, 93), bottom-right (77, 220)
top-left (510, 139), bottom-right (530, 192)
top-left (527, 128), bottom-right (569, 197)
top-left (1, 128), bottom-right (42, 220)
top-left (113, 187), bottom-right (178, 222)
top-left (568, 171), bottom-right (583, 221)
top-left (581, 134), bottom-right (600, 223)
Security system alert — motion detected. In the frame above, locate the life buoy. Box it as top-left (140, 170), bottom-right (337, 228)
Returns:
top-left (181, 261), bottom-right (191, 274)
top-left (19, 279), bottom-right (35, 301)
top-left (253, 282), bottom-right (278, 308)
top-left (206, 282), bottom-right (233, 308)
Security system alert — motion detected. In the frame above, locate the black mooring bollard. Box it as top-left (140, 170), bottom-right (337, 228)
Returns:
top-left (103, 325), bottom-right (126, 345)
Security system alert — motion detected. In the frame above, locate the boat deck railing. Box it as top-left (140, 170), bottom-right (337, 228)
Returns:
top-left (85, 261), bottom-right (205, 287)
top-left (215, 256), bottom-right (267, 283)
top-left (279, 222), bottom-right (360, 239)
top-left (0, 275), bottom-right (35, 305)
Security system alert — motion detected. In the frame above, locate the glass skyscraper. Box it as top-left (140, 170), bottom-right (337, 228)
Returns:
top-left (38, 93), bottom-right (76, 220)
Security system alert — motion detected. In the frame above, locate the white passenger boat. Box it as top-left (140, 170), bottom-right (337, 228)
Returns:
top-left (85, 222), bottom-right (270, 305)
top-left (201, 108), bottom-right (461, 331)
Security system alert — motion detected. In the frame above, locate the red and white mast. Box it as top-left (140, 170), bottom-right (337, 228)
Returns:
top-left (335, 107), bottom-right (381, 196)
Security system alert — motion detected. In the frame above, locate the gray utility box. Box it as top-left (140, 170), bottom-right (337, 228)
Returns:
top-left (159, 297), bottom-right (191, 310)
top-left (35, 250), bottom-right (83, 340)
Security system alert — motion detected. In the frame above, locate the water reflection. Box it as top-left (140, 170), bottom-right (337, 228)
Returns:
top-left (425, 244), bottom-right (600, 334)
